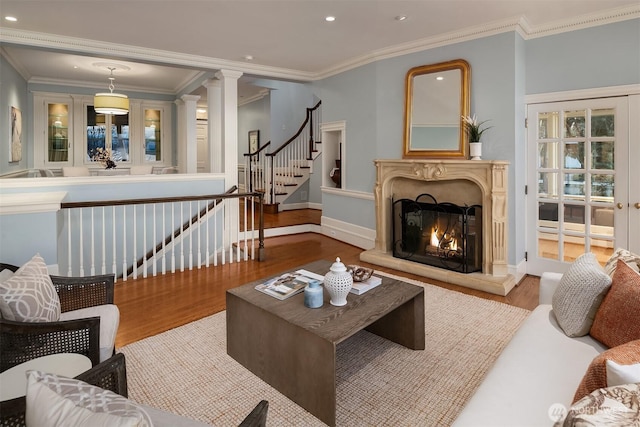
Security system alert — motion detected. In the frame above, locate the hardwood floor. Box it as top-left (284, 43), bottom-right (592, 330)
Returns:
top-left (114, 209), bottom-right (539, 348)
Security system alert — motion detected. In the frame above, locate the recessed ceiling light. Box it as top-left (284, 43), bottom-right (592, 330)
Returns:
top-left (436, 76), bottom-right (444, 81)
top-left (197, 109), bottom-right (207, 113)
top-left (325, 16), bottom-right (336, 22)
top-left (395, 15), bottom-right (407, 21)
top-left (5, 16), bottom-right (17, 22)
top-left (244, 55), bottom-right (253, 61)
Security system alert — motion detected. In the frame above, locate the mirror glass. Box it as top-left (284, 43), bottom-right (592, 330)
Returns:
top-left (403, 59), bottom-right (470, 158)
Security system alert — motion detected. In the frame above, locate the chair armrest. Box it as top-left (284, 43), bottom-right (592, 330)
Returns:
top-left (50, 274), bottom-right (115, 311)
top-left (0, 317), bottom-right (100, 372)
top-left (539, 272), bottom-right (564, 305)
top-left (238, 400), bottom-right (269, 427)
top-left (75, 353), bottom-right (128, 397)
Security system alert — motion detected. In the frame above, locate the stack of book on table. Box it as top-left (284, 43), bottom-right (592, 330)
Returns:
top-left (350, 275), bottom-right (382, 295)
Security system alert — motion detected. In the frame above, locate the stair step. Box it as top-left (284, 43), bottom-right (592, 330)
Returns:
top-left (283, 183), bottom-right (297, 187)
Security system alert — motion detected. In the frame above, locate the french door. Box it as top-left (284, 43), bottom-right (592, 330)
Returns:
top-left (526, 96), bottom-right (639, 275)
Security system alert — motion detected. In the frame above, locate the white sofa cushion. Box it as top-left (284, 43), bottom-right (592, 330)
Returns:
top-left (452, 304), bottom-right (607, 427)
top-left (60, 304), bottom-right (120, 362)
top-left (552, 252), bottom-right (611, 337)
top-left (141, 405), bottom-right (210, 427)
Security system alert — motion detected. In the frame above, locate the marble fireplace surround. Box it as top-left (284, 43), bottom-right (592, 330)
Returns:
top-left (360, 159), bottom-right (516, 296)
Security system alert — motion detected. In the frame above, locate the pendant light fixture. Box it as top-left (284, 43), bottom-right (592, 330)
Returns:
top-left (94, 67), bottom-right (129, 115)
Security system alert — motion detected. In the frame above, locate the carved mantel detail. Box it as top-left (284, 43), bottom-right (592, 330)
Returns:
top-left (361, 159), bottom-right (515, 296)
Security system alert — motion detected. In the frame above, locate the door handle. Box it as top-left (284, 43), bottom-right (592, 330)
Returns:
top-left (635, 202), bottom-right (640, 209)
top-left (616, 203), bottom-right (624, 209)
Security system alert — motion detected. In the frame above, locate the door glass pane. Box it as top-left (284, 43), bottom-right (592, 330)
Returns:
top-left (591, 109), bottom-right (615, 137)
top-left (48, 103), bottom-right (69, 162)
top-left (591, 141), bottom-right (614, 170)
top-left (538, 173), bottom-right (559, 198)
top-left (145, 109), bottom-right (161, 161)
top-left (111, 115), bottom-right (130, 162)
top-left (564, 141), bottom-right (584, 169)
top-left (564, 173), bottom-right (585, 197)
top-left (538, 231), bottom-right (559, 260)
top-left (538, 112), bottom-right (559, 139)
top-left (564, 110), bottom-right (585, 137)
top-left (87, 106), bottom-right (107, 164)
top-left (538, 142), bottom-right (557, 168)
top-left (592, 206), bottom-right (614, 235)
top-left (564, 204), bottom-right (585, 226)
top-left (538, 202), bottom-right (558, 228)
top-left (592, 174), bottom-right (614, 198)
top-left (563, 236), bottom-right (585, 262)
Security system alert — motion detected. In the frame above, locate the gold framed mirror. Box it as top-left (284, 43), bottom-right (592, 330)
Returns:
top-left (403, 59), bottom-right (470, 158)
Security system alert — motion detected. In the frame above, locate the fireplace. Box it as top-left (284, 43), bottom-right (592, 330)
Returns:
top-left (360, 159), bottom-right (515, 296)
top-left (393, 194), bottom-right (482, 273)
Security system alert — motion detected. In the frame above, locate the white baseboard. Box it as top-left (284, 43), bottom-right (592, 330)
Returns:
top-left (320, 216), bottom-right (375, 250)
top-left (279, 202), bottom-right (322, 211)
top-left (509, 258), bottom-right (528, 284)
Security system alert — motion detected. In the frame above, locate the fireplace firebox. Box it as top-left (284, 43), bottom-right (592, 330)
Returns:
top-left (392, 194), bottom-right (482, 273)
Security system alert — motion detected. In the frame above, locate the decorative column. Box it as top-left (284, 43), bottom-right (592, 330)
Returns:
top-left (174, 99), bottom-right (184, 173)
top-left (203, 78), bottom-right (222, 173)
top-left (179, 95), bottom-right (200, 174)
top-left (214, 69), bottom-right (243, 259)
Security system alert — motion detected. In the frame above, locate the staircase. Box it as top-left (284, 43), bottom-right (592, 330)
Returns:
top-left (245, 101), bottom-right (322, 212)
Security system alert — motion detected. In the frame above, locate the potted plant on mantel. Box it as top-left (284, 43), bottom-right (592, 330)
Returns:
top-left (462, 114), bottom-right (492, 160)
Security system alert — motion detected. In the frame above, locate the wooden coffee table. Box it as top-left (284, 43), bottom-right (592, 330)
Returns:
top-left (226, 260), bottom-right (425, 426)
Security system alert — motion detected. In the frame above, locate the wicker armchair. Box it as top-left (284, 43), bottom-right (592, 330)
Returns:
top-left (0, 353), bottom-right (269, 427)
top-left (0, 263), bottom-right (116, 372)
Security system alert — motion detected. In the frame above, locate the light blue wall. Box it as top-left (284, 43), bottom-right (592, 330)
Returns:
top-left (526, 19), bottom-right (640, 94)
top-left (0, 56), bottom-right (29, 174)
top-left (238, 94), bottom-right (271, 163)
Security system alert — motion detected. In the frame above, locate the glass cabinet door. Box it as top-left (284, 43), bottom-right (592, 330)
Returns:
top-left (144, 109), bottom-right (161, 161)
top-left (47, 103), bottom-right (70, 162)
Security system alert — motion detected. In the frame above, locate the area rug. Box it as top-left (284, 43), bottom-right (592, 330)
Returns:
top-left (119, 272), bottom-right (530, 426)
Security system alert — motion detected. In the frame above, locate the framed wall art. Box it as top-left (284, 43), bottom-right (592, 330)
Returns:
top-left (248, 130), bottom-right (260, 154)
top-left (10, 106), bottom-right (22, 162)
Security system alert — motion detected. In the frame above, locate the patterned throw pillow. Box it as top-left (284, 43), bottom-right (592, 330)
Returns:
top-left (590, 260), bottom-right (640, 348)
top-left (552, 252), bottom-right (612, 337)
top-left (563, 383), bottom-right (640, 426)
top-left (0, 254), bottom-right (60, 322)
top-left (603, 248), bottom-right (640, 277)
top-left (572, 339), bottom-right (640, 403)
top-left (26, 370), bottom-right (153, 427)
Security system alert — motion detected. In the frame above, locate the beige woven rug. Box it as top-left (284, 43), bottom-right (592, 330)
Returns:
top-left (119, 272), bottom-right (530, 426)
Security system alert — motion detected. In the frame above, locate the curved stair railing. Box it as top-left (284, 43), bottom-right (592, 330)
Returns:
top-left (244, 101), bottom-right (321, 208)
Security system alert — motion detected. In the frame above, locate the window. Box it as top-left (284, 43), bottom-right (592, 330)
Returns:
top-left (86, 106), bottom-right (130, 164)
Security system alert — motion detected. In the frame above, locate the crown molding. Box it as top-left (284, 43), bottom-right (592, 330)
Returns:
top-left (315, 5), bottom-right (640, 79)
top-left (239, 88), bottom-right (270, 107)
top-left (0, 46), bottom-right (31, 81)
top-left (0, 28), bottom-right (315, 82)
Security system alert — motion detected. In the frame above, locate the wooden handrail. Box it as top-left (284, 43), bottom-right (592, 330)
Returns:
top-left (266, 101), bottom-right (321, 158)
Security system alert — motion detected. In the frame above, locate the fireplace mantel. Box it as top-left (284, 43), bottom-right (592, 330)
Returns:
top-left (360, 159), bottom-right (515, 296)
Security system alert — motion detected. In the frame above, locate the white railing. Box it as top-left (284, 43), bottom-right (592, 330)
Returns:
top-left (59, 188), bottom-right (264, 280)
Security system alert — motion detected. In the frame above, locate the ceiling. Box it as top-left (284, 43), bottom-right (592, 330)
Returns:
top-left (1, 0), bottom-right (638, 101)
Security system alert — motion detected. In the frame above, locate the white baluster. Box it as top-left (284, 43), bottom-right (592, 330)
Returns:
top-left (205, 200), bottom-right (210, 267)
top-left (213, 199), bottom-right (218, 267)
top-left (142, 205), bottom-right (147, 278)
top-left (152, 203), bottom-right (157, 276)
top-left (197, 200), bottom-right (202, 269)
top-left (188, 201), bottom-right (193, 270)
top-left (67, 209), bottom-right (72, 276)
top-left (180, 202), bottom-right (185, 271)
top-left (79, 209), bottom-right (84, 276)
top-left (171, 203), bottom-right (176, 274)
top-left (112, 206), bottom-right (117, 282)
top-left (90, 207), bottom-right (95, 276)
top-left (161, 203), bottom-right (166, 275)
top-left (122, 205), bottom-right (127, 281)
top-left (101, 206), bottom-right (106, 275)
top-left (132, 205), bottom-right (137, 279)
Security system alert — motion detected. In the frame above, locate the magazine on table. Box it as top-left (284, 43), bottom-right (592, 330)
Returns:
top-left (255, 269), bottom-right (324, 300)
top-left (349, 275), bottom-right (382, 295)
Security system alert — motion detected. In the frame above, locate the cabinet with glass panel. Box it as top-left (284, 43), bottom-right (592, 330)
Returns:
top-left (48, 103), bottom-right (70, 163)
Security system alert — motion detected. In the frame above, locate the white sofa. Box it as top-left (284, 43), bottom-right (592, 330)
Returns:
top-left (453, 272), bottom-right (608, 427)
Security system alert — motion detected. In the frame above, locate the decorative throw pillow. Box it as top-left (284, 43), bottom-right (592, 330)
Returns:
top-left (604, 248), bottom-right (640, 277)
top-left (0, 254), bottom-right (60, 322)
top-left (564, 383), bottom-right (640, 426)
top-left (606, 359), bottom-right (640, 386)
top-left (26, 370), bottom-right (153, 427)
top-left (590, 260), bottom-right (640, 348)
top-left (552, 252), bottom-right (612, 337)
top-left (572, 339), bottom-right (640, 403)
